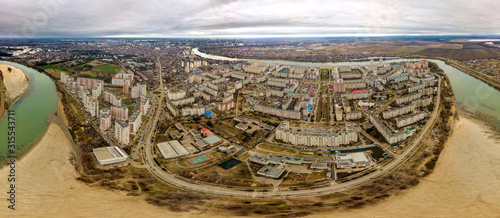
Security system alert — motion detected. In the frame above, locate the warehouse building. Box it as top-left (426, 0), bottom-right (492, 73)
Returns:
top-left (93, 146), bottom-right (128, 165)
top-left (257, 166), bottom-right (285, 178)
top-left (157, 140), bottom-right (190, 159)
top-left (335, 152), bottom-right (374, 169)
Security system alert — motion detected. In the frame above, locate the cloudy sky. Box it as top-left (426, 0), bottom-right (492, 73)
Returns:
top-left (1, 0), bottom-right (499, 38)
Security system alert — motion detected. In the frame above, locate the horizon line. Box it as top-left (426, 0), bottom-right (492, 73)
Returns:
top-left (1, 33), bottom-right (500, 40)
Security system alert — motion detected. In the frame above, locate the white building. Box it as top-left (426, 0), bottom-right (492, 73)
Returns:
top-left (93, 146), bottom-right (128, 165)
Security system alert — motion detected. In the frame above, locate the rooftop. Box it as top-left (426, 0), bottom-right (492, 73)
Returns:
top-left (257, 166), bottom-right (285, 178)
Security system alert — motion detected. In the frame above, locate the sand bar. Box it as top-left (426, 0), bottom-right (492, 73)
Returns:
top-left (0, 64), bottom-right (29, 102)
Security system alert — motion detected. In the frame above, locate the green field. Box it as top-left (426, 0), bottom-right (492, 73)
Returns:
top-left (93, 64), bottom-right (122, 74)
top-left (41, 61), bottom-right (122, 75)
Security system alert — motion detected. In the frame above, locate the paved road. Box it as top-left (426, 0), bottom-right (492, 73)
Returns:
top-left (139, 66), bottom-right (443, 198)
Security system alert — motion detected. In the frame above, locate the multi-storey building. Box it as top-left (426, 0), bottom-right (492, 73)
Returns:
top-left (414, 97), bottom-right (433, 108)
top-left (345, 111), bottom-right (363, 120)
top-left (171, 97), bottom-right (195, 107)
top-left (333, 83), bottom-right (346, 93)
top-left (181, 107), bottom-right (205, 117)
top-left (76, 77), bottom-right (104, 92)
top-left (396, 113), bottom-right (426, 128)
top-left (167, 90), bottom-right (186, 100)
top-left (396, 92), bottom-right (422, 105)
top-left (408, 84), bottom-right (425, 93)
top-left (115, 119), bottom-right (130, 145)
top-left (140, 96), bottom-right (150, 115)
top-left (275, 121), bottom-right (358, 147)
top-left (129, 111), bottom-right (142, 134)
top-left (60, 71), bottom-right (70, 84)
top-left (103, 91), bottom-right (122, 106)
top-left (217, 101), bottom-right (235, 111)
top-left (382, 104), bottom-right (415, 119)
top-left (100, 108), bottom-right (111, 131)
top-left (370, 115), bottom-right (409, 144)
top-left (131, 83), bottom-right (147, 99)
top-left (111, 106), bottom-right (128, 120)
top-left (254, 104), bottom-right (301, 120)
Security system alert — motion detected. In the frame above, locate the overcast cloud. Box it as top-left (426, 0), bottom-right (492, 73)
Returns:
top-left (0, 0), bottom-right (499, 38)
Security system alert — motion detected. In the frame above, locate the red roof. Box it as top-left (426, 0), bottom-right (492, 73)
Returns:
top-left (201, 128), bottom-right (213, 136)
top-left (351, 89), bottom-right (368, 94)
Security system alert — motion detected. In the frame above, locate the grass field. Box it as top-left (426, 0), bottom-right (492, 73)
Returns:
top-left (258, 144), bottom-right (298, 155)
top-left (93, 64), bottom-right (121, 74)
top-left (41, 64), bottom-right (67, 72)
top-left (41, 61), bottom-right (122, 75)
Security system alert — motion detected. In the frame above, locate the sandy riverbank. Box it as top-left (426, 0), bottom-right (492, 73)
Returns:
top-left (1, 114), bottom-right (499, 217)
top-left (310, 115), bottom-right (500, 217)
top-left (0, 64), bottom-right (29, 102)
top-left (0, 122), bottom-right (195, 217)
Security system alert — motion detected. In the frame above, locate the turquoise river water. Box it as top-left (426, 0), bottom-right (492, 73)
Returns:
top-left (0, 61), bottom-right (58, 163)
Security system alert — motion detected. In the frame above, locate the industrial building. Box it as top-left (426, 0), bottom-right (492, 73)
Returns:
top-left (157, 140), bottom-right (190, 159)
top-left (335, 152), bottom-right (373, 169)
top-left (93, 146), bottom-right (128, 165)
top-left (203, 135), bottom-right (223, 147)
top-left (257, 166), bottom-right (285, 178)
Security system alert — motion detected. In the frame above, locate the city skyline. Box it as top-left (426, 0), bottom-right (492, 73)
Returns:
top-left (1, 0), bottom-right (499, 38)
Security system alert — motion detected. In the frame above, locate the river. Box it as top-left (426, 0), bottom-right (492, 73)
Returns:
top-left (0, 61), bottom-right (58, 164)
top-left (194, 48), bottom-right (500, 128)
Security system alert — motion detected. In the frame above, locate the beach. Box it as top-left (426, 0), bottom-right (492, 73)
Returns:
top-left (0, 64), bottom-right (29, 103)
top-left (0, 114), bottom-right (499, 217)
